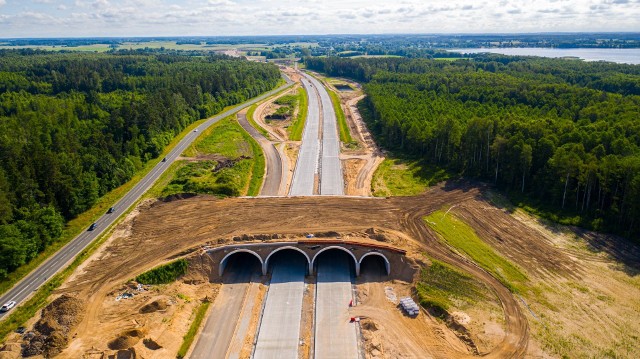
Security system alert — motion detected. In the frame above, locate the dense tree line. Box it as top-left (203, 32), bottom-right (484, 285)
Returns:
top-left (306, 56), bottom-right (640, 239)
top-left (0, 50), bottom-right (280, 278)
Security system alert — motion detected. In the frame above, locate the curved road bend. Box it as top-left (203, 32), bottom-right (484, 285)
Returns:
top-left (0, 76), bottom-right (293, 320)
top-left (237, 113), bottom-right (284, 196)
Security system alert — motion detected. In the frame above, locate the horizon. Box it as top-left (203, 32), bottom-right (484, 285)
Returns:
top-left (2, 31), bottom-right (640, 41)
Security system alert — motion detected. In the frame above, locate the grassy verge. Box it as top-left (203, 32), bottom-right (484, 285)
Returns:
top-left (327, 89), bottom-right (353, 143)
top-left (246, 104), bottom-right (270, 138)
top-left (176, 300), bottom-right (211, 359)
top-left (135, 259), bottom-right (188, 285)
top-left (288, 87), bottom-right (308, 141)
top-left (416, 259), bottom-right (488, 315)
top-left (424, 210), bottom-right (528, 292)
top-left (160, 116), bottom-right (264, 197)
top-left (372, 157), bottom-right (450, 197)
top-left (244, 129), bottom-right (265, 196)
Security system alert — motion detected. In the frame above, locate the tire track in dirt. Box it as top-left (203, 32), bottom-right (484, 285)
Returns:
top-left (58, 185), bottom-right (533, 358)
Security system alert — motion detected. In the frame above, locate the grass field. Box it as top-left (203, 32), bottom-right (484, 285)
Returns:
top-left (371, 157), bottom-right (450, 197)
top-left (416, 259), bottom-right (488, 315)
top-left (288, 87), bottom-right (308, 141)
top-left (177, 300), bottom-right (211, 359)
top-left (424, 210), bottom-right (528, 292)
top-left (164, 116), bottom-right (264, 197)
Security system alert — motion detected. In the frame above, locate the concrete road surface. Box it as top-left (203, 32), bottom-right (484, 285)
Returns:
top-left (253, 255), bottom-right (306, 359)
top-left (314, 254), bottom-right (359, 359)
top-left (237, 113), bottom-right (284, 196)
top-left (302, 73), bottom-right (345, 196)
top-left (0, 76), bottom-right (292, 320)
top-left (289, 76), bottom-right (320, 196)
top-left (190, 261), bottom-right (258, 359)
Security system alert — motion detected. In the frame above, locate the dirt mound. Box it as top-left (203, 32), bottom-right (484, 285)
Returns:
top-left (115, 348), bottom-right (136, 359)
top-left (139, 300), bottom-right (167, 314)
top-left (361, 319), bottom-right (378, 331)
top-left (24, 295), bottom-right (85, 357)
top-left (107, 329), bottom-right (144, 350)
top-left (142, 338), bottom-right (162, 350)
top-left (22, 334), bottom-right (46, 357)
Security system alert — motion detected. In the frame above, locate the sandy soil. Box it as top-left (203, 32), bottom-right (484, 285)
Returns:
top-left (20, 184), bottom-right (528, 358)
top-left (8, 180), bottom-right (639, 358)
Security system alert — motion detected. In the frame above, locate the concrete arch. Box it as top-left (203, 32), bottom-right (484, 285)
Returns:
top-left (311, 246), bottom-right (360, 276)
top-left (263, 246), bottom-right (311, 275)
top-left (359, 252), bottom-right (391, 276)
top-left (219, 249), bottom-right (265, 277)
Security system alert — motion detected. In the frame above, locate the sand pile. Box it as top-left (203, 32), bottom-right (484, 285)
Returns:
top-left (23, 295), bottom-right (85, 357)
top-left (108, 329), bottom-right (145, 350)
top-left (139, 300), bottom-right (167, 314)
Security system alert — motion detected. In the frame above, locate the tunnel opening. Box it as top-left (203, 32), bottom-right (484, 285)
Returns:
top-left (264, 247), bottom-right (310, 277)
top-left (312, 247), bottom-right (358, 277)
top-left (359, 252), bottom-right (390, 280)
top-left (218, 250), bottom-right (263, 282)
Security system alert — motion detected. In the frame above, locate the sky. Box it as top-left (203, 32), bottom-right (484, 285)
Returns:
top-left (0, 0), bottom-right (638, 38)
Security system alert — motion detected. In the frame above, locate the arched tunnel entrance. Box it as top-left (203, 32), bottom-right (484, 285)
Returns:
top-left (264, 247), bottom-right (310, 278)
top-left (218, 250), bottom-right (263, 282)
top-left (312, 246), bottom-right (358, 277)
top-left (359, 252), bottom-right (390, 279)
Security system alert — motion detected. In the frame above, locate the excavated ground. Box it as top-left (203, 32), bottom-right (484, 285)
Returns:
top-left (1, 184), bottom-right (637, 358)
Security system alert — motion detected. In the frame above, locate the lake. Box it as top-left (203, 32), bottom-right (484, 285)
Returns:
top-left (449, 48), bottom-right (640, 65)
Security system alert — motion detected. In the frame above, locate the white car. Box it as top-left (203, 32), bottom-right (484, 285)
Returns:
top-left (194, 129), bottom-right (198, 132)
top-left (1, 301), bottom-right (16, 312)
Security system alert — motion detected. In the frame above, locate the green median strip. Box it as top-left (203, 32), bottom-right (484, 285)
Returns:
top-left (327, 88), bottom-right (353, 143)
top-left (177, 301), bottom-right (211, 359)
top-left (288, 87), bottom-right (308, 141)
top-left (424, 210), bottom-right (528, 293)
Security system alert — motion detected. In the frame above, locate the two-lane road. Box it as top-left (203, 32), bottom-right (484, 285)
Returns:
top-left (0, 77), bottom-right (293, 320)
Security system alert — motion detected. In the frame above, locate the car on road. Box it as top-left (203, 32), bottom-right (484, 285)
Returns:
top-left (162, 157), bottom-right (167, 162)
top-left (107, 207), bottom-right (115, 214)
top-left (194, 128), bottom-right (198, 132)
top-left (1, 301), bottom-right (16, 312)
top-left (88, 223), bottom-right (97, 231)
top-left (15, 327), bottom-right (26, 334)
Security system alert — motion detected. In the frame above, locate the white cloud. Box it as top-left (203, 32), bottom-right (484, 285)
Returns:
top-left (0, 0), bottom-right (638, 37)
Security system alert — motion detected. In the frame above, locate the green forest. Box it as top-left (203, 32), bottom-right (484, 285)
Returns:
top-left (0, 50), bottom-right (281, 278)
top-left (306, 56), bottom-right (640, 240)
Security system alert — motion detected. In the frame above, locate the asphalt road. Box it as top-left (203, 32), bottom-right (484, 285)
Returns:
top-left (0, 78), bottom-right (293, 319)
top-left (314, 253), bottom-right (359, 359)
top-left (190, 259), bottom-right (258, 359)
top-left (253, 255), bottom-right (306, 359)
top-left (303, 73), bottom-right (345, 196)
top-left (237, 113), bottom-right (284, 196)
top-left (289, 76), bottom-right (320, 196)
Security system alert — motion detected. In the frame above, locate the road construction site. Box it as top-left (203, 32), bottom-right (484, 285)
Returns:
top-left (2, 68), bottom-right (639, 359)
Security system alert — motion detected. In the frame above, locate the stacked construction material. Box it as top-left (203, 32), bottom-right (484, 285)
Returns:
top-left (400, 297), bottom-right (420, 316)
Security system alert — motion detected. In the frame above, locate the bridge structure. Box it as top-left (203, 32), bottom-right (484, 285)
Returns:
top-left (206, 239), bottom-right (406, 278)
